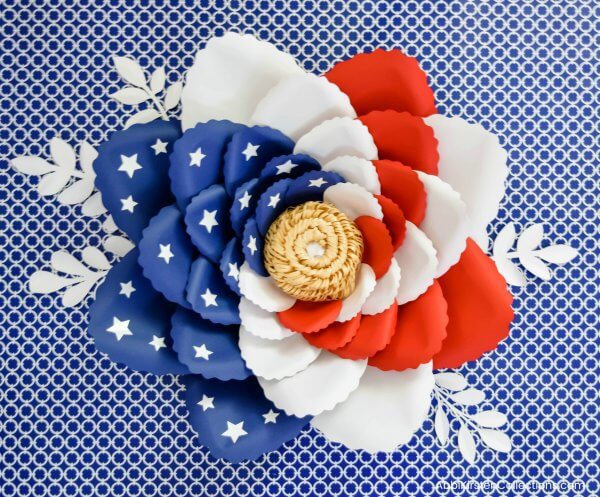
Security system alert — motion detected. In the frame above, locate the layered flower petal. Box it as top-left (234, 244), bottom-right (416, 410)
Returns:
top-left (251, 74), bottom-right (356, 141)
top-left (239, 297), bottom-right (294, 340)
top-left (278, 299), bottom-right (343, 333)
top-left (433, 239), bottom-right (514, 368)
top-left (181, 32), bottom-right (303, 130)
top-left (302, 314), bottom-right (362, 351)
top-left (424, 115), bottom-right (509, 249)
top-left (322, 156), bottom-right (381, 194)
top-left (322, 182), bottom-right (383, 220)
top-left (311, 363), bottom-right (434, 451)
top-left (325, 49), bottom-right (436, 117)
top-left (238, 262), bottom-right (295, 312)
top-left (336, 264), bottom-right (377, 322)
top-left (361, 258), bottom-right (401, 315)
top-left (375, 195), bottom-right (407, 251)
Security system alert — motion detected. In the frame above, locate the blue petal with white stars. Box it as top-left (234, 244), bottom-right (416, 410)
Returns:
top-left (184, 184), bottom-right (232, 264)
top-left (138, 204), bottom-right (195, 309)
top-left (254, 177), bottom-right (293, 236)
top-left (186, 255), bottom-right (241, 326)
top-left (182, 375), bottom-right (310, 463)
top-left (242, 218), bottom-right (267, 277)
top-left (169, 120), bottom-right (246, 209)
top-left (223, 126), bottom-right (294, 196)
top-left (94, 120), bottom-right (181, 242)
top-left (88, 248), bottom-right (188, 375)
top-left (284, 170), bottom-right (346, 208)
top-left (259, 153), bottom-right (321, 183)
top-left (231, 178), bottom-right (261, 237)
top-left (171, 307), bottom-right (250, 380)
top-left (220, 238), bottom-right (243, 296)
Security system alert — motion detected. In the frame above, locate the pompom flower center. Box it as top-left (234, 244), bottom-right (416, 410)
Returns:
top-left (263, 201), bottom-right (364, 302)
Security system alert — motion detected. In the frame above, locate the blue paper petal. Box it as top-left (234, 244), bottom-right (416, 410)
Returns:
top-left (231, 178), bottom-right (261, 238)
top-left (186, 255), bottom-right (241, 326)
top-left (255, 178), bottom-right (293, 236)
top-left (169, 120), bottom-right (246, 209)
top-left (219, 238), bottom-right (244, 296)
top-left (94, 120), bottom-right (181, 242)
top-left (284, 170), bottom-right (346, 208)
top-left (223, 126), bottom-right (294, 196)
top-left (259, 153), bottom-right (321, 182)
top-left (138, 204), bottom-right (196, 308)
top-left (183, 375), bottom-right (310, 463)
top-left (171, 308), bottom-right (250, 380)
top-left (88, 249), bottom-right (188, 375)
top-left (241, 218), bottom-right (268, 276)
top-left (184, 184), bottom-right (232, 264)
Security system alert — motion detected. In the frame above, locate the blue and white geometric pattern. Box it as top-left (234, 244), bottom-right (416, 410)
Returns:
top-left (1, 1), bottom-right (597, 496)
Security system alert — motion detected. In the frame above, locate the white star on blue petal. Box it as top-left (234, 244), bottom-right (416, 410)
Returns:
top-left (158, 243), bottom-right (174, 264)
top-left (247, 236), bottom-right (257, 255)
top-left (193, 344), bottom-right (213, 360)
top-left (189, 147), bottom-right (206, 167)
top-left (262, 409), bottom-right (279, 424)
top-left (267, 193), bottom-right (281, 208)
top-left (227, 263), bottom-right (240, 281)
top-left (309, 177), bottom-right (328, 188)
top-left (201, 288), bottom-right (218, 307)
top-left (118, 154), bottom-right (142, 178)
top-left (148, 335), bottom-right (166, 351)
top-left (199, 209), bottom-right (219, 233)
top-left (197, 395), bottom-right (215, 411)
top-left (242, 143), bottom-right (259, 161)
top-left (151, 138), bottom-right (168, 155)
top-left (120, 195), bottom-right (138, 213)
top-left (106, 317), bottom-right (132, 341)
top-left (238, 190), bottom-right (252, 210)
top-left (276, 160), bottom-right (297, 175)
top-left (119, 281), bottom-right (136, 298)
top-left (221, 421), bottom-right (248, 443)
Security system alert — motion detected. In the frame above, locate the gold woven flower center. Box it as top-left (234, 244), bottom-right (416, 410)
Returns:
top-left (263, 201), bottom-right (364, 302)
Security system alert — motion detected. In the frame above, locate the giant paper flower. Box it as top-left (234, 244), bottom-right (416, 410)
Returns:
top-left (89, 33), bottom-right (513, 461)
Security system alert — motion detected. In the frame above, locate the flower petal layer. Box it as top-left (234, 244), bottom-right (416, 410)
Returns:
top-left (278, 300), bottom-right (343, 333)
top-left (302, 314), bottom-right (362, 350)
top-left (354, 216), bottom-right (393, 279)
top-left (239, 297), bottom-right (294, 340)
top-left (322, 156), bottom-right (381, 194)
top-left (238, 262), bottom-right (295, 313)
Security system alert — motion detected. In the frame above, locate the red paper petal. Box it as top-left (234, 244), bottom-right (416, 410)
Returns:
top-left (375, 195), bottom-right (406, 251)
top-left (277, 299), bottom-right (342, 334)
top-left (303, 313), bottom-right (362, 350)
top-left (333, 302), bottom-right (398, 360)
top-left (354, 216), bottom-right (393, 279)
top-left (369, 282), bottom-right (448, 371)
top-left (433, 239), bottom-right (514, 369)
top-left (360, 110), bottom-right (439, 175)
top-left (325, 49), bottom-right (436, 117)
top-left (373, 160), bottom-right (427, 226)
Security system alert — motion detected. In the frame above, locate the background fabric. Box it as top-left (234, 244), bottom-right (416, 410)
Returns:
top-left (1, 1), bottom-right (597, 495)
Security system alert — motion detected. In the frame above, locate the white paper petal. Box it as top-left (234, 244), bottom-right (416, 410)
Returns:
top-left (181, 32), bottom-right (303, 130)
top-left (362, 258), bottom-right (401, 315)
top-left (258, 352), bottom-right (367, 417)
top-left (238, 326), bottom-right (320, 380)
top-left (322, 182), bottom-right (383, 221)
top-left (294, 117), bottom-right (377, 164)
top-left (416, 172), bottom-right (469, 278)
top-left (250, 74), bottom-right (355, 141)
top-left (424, 115), bottom-right (508, 250)
top-left (311, 363), bottom-right (434, 452)
top-left (336, 264), bottom-right (376, 322)
top-left (394, 222), bottom-right (438, 305)
top-left (238, 297), bottom-right (294, 340)
top-left (238, 262), bottom-right (295, 313)
top-left (322, 156), bottom-right (381, 194)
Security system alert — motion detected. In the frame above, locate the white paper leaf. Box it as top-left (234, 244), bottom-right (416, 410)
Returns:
top-left (103, 235), bottom-right (134, 257)
top-left (29, 271), bottom-right (77, 294)
top-left (434, 372), bottom-right (467, 391)
top-left (37, 170), bottom-right (71, 196)
top-left (519, 254), bottom-right (551, 280)
top-left (11, 156), bottom-right (55, 176)
top-left (517, 223), bottom-right (544, 253)
top-left (113, 56), bottom-right (147, 87)
top-left (434, 405), bottom-right (450, 445)
top-left (478, 428), bottom-right (511, 453)
top-left (61, 279), bottom-right (97, 307)
top-left (110, 87), bottom-right (149, 105)
top-left (150, 67), bottom-right (166, 94)
top-left (493, 257), bottom-right (527, 286)
top-left (79, 142), bottom-right (98, 176)
top-left (102, 215), bottom-right (118, 233)
top-left (471, 410), bottom-right (508, 428)
top-left (451, 388), bottom-right (485, 406)
top-left (164, 82), bottom-right (183, 110)
top-left (457, 423), bottom-right (477, 464)
top-left (81, 247), bottom-right (111, 271)
top-left (49, 137), bottom-right (76, 171)
top-left (57, 178), bottom-right (95, 205)
top-left (124, 108), bottom-right (161, 128)
top-left (493, 222), bottom-right (516, 257)
top-left (51, 251), bottom-right (91, 276)
top-left (81, 191), bottom-right (106, 217)
top-left (536, 244), bottom-right (578, 264)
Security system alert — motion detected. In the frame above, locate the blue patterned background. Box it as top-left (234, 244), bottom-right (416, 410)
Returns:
top-left (1, 1), bottom-right (598, 495)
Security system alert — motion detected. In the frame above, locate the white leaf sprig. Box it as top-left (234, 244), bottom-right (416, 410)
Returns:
top-left (11, 139), bottom-right (106, 216)
top-left (29, 248), bottom-right (111, 306)
top-left (492, 222), bottom-right (578, 286)
top-left (111, 56), bottom-right (183, 128)
top-left (433, 372), bottom-right (511, 463)
top-left (101, 215), bottom-right (135, 257)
